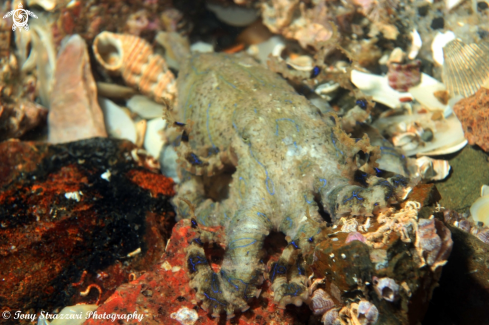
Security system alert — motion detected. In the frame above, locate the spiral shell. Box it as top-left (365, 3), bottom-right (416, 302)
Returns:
top-left (442, 39), bottom-right (489, 98)
top-left (93, 32), bottom-right (177, 104)
top-left (310, 289), bottom-right (335, 315)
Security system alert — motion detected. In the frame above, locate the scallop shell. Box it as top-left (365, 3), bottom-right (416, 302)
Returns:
top-left (93, 32), bottom-right (177, 104)
top-left (442, 39), bottom-right (489, 98)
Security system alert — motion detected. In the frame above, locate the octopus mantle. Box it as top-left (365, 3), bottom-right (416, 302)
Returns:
top-left (167, 53), bottom-right (411, 317)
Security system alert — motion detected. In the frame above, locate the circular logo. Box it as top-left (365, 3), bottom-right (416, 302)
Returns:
top-left (13, 9), bottom-right (28, 28)
top-left (3, 3), bottom-right (38, 32)
top-left (2, 311), bottom-right (11, 319)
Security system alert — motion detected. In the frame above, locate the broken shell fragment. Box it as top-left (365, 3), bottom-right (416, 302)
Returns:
top-left (470, 190), bottom-right (489, 227)
top-left (48, 34), bottom-right (107, 143)
top-left (373, 113), bottom-right (467, 156)
top-left (482, 185), bottom-right (489, 197)
top-left (98, 97), bottom-right (137, 144)
top-left (432, 31), bottom-right (456, 66)
top-left (144, 117), bottom-right (167, 159)
top-left (206, 3), bottom-right (258, 27)
top-left (286, 54), bottom-right (314, 72)
top-left (408, 29), bottom-right (422, 60)
top-left (127, 95), bottom-right (165, 119)
top-left (446, 0), bottom-right (465, 11)
top-left (412, 156), bottom-right (451, 181)
top-left (409, 73), bottom-right (451, 116)
top-left (442, 39), bottom-right (489, 98)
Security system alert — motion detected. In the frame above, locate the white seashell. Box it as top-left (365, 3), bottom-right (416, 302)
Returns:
top-left (206, 3), bottom-right (258, 27)
top-left (315, 82), bottom-right (340, 100)
top-left (373, 276), bottom-right (400, 302)
top-left (144, 117), bottom-right (167, 159)
top-left (481, 185), bottom-right (489, 197)
top-left (391, 132), bottom-right (419, 151)
top-left (135, 120), bottom-right (147, 148)
top-left (484, 78), bottom-right (489, 90)
top-left (388, 48), bottom-right (405, 64)
top-left (351, 70), bottom-right (412, 109)
top-left (127, 95), bottom-right (165, 119)
top-left (98, 97), bottom-right (137, 143)
top-left (170, 306), bottom-right (199, 325)
top-left (470, 193), bottom-right (489, 227)
top-left (373, 113), bottom-right (467, 156)
top-left (48, 304), bottom-right (98, 325)
top-left (190, 41), bottom-right (214, 53)
top-left (413, 156), bottom-right (451, 181)
top-left (446, 0), bottom-right (464, 11)
top-left (408, 29), bottom-right (422, 60)
top-left (286, 55), bottom-right (314, 71)
top-left (408, 73), bottom-right (451, 116)
top-left (445, 95), bottom-right (464, 117)
top-left (247, 36), bottom-right (286, 66)
top-left (431, 31), bottom-right (456, 66)
top-left (160, 145), bottom-right (180, 182)
top-left (27, 0), bottom-right (56, 11)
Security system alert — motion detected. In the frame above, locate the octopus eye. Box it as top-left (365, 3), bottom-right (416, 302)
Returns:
top-left (242, 137), bottom-right (249, 143)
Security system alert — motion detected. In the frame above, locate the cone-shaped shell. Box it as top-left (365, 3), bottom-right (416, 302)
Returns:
top-left (93, 32), bottom-right (177, 104)
top-left (442, 39), bottom-right (489, 98)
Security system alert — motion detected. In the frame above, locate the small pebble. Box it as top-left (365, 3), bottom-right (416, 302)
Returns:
top-left (431, 17), bottom-right (444, 30)
top-left (477, 1), bottom-right (488, 10)
top-left (418, 5), bottom-right (429, 16)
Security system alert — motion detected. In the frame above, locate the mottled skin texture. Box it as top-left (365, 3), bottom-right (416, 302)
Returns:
top-left (168, 53), bottom-right (410, 316)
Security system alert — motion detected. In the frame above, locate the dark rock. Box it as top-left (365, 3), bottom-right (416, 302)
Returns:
top-left (431, 17), bottom-right (444, 30)
top-left (0, 138), bottom-right (175, 317)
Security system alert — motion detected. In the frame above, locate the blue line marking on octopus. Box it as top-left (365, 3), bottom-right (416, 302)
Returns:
top-left (275, 118), bottom-right (300, 135)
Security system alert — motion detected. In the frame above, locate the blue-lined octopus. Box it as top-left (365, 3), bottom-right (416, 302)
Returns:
top-left (165, 53), bottom-right (412, 317)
